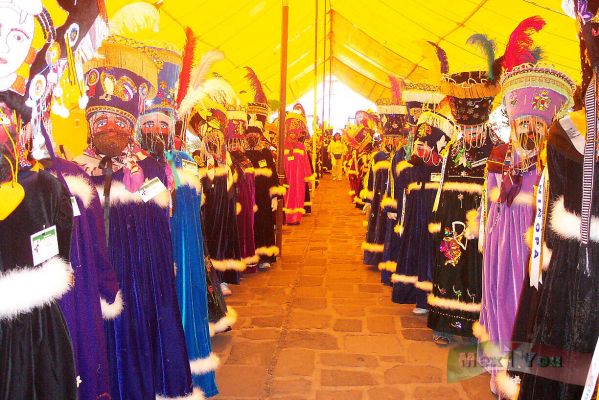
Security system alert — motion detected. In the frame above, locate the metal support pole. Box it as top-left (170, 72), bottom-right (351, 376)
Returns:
top-left (312, 0), bottom-right (318, 172)
top-left (276, 0), bottom-right (289, 255)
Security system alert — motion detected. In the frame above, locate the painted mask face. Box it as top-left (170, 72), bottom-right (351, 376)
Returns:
top-left (88, 111), bottom-right (133, 157)
top-left (206, 128), bottom-right (224, 161)
top-left (139, 111), bottom-right (173, 157)
top-left (512, 116), bottom-right (546, 152)
top-left (246, 133), bottom-right (260, 149)
top-left (0, 6), bottom-right (34, 89)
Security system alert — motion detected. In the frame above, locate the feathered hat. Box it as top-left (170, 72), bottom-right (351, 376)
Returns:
top-left (376, 75), bottom-right (408, 137)
top-left (84, 35), bottom-right (158, 127)
top-left (430, 38), bottom-right (501, 127)
top-left (244, 66), bottom-right (269, 132)
top-left (500, 17), bottom-right (575, 125)
top-left (285, 103), bottom-right (308, 138)
top-left (403, 82), bottom-right (445, 126)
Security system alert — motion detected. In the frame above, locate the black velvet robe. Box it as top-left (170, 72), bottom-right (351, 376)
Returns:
top-left (0, 170), bottom-right (76, 400)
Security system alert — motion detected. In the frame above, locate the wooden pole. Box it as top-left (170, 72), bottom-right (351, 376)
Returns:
top-left (312, 0), bottom-right (318, 172)
top-left (276, 0), bottom-right (289, 255)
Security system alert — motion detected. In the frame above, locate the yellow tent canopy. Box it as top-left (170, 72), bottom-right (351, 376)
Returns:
top-left (106, 0), bottom-right (579, 105)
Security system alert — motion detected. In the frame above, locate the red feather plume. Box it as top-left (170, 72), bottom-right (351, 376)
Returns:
top-left (244, 66), bottom-right (267, 103)
top-left (389, 75), bottom-right (404, 104)
top-left (502, 16), bottom-right (545, 71)
top-left (176, 27), bottom-right (196, 109)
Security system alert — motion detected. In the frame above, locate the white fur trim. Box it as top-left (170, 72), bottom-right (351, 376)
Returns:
top-left (255, 246), bottom-right (280, 257)
top-left (293, 149), bottom-right (305, 156)
top-left (427, 293), bottom-right (481, 312)
top-left (304, 173), bottom-right (317, 182)
top-left (243, 254), bottom-right (260, 265)
top-left (190, 353), bottom-right (220, 375)
top-left (211, 258), bottom-right (247, 272)
top-left (284, 207), bottom-right (306, 215)
top-left (524, 226), bottom-right (533, 250)
top-left (201, 193), bottom-right (206, 206)
top-left (439, 181), bottom-right (483, 194)
top-left (0, 257), bottom-right (72, 320)
top-left (359, 189), bottom-right (374, 201)
top-left (380, 196), bottom-right (398, 210)
top-left (348, 190), bottom-right (356, 196)
top-left (489, 186), bottom-right (534, 207)
top-left (378, 261), bottom-right (397, 272)
top-left (236, 202), bottom-right (242, 215)
top-left (97, 181), bottom-right (170, 209)
top-left (428, 222), bottom-right (441, 234)
top-left (391, 274), bottom-right (418, 284)
top-left (270, 186), bottom-right (287, 197)
top-left (414, 280), bottom-right (433, 292)
top-left (100, 290), bottom-right (124, 320)
top-left (156, 388), bottom-right (205, 400)
top-left (253, 167), bottom-right (273, 178)
top-left (394, 224), bottom-right (404, 235)
top-left (464, 209), bottom-right (479, 240)
top-left (542, 243), bottom-right (552, 272)
top-left (550, 196), bottom-right (599, 242)
top-left (209, 307), bottom-right (238, 337)
top-left (472, 321), bottom-right (490, 342)
top-left (361, 242), bottom-right (385, 253)
top-left (64, 175), bottom-right (94, 208)
top-left (495, 370), bottom-right (520, 400)
top-left (407, 182), bottom-right (440, 194)
top-left (176, 168), bottom-right (202, 193)
top-left (395, 160), bottom-right (413, 175)
top-left (372, 160), bottom-right (391, 172)
top-left (198, 166), bottom-right (228, 180)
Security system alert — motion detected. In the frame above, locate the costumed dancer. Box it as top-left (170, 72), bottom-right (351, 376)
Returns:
top-left (139, 40), bottom-right (220, 397)
top-left (375, 76), bottom-right (409, 284)
top-left (473, 17), bottom-right (575, 395)
top-left (283, 103), bottom-right (312, 225)
top-left (32, 3), bottom-right (125, 399)
top-left (499, 3), bottom-right (599, 398)
top-left (426, 36), bottom-right (502, 345)
top-left (227, 106), bottom-right (259, 269)
top-left (389, 83), bottom-right (447, 315)
top-left (361, 110), bottom-right (390, 267)
top-left (0, 3), bottom-right (77, 398)
top-left (75, 36), bottom-right (197, 399)
top-left (244, 67), bottom-right (283, 269)
top-left (345, 123), bottom-right (372, 207)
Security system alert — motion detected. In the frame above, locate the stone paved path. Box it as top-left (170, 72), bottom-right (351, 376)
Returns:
top-left (212, 175), bottom-right (494, 400)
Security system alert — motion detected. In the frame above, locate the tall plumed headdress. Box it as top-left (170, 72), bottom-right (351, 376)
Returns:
top-left (244, 66), bottom-right (269, 132)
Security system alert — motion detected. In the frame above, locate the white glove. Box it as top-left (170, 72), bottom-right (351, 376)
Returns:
top-left (271, 197), bottom-right (278, 211)
top-left (387, 212), bottom-right (397, 220)
top-left (362, 203), bottom-right (371, 214)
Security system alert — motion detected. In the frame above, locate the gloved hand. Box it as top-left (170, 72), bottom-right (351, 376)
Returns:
top-left (271, 197), bottom-right (278, 211)
top-left (362, 203), bottom-right (371, 215)
top-left (387, 212), bottom-right (397, 220)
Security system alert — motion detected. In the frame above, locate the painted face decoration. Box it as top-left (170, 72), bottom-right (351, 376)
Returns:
top-left (88, 111), bottom-right (133, 157)
top-left (0, 4), bottom-right (35, 91)
top-left (511, 116), bottom-right (547, 153)
top-left (139, 111), bottom-right (173, 158)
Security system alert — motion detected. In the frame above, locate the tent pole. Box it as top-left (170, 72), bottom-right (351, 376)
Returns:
top-left (321, 0), bottom-right (327, 146)
top-left (328, 4), bottom-right (333, 127)
top-left (276, 0), bottom-right (289, 255)
top-left (312, 0), bottom-right (318, 172)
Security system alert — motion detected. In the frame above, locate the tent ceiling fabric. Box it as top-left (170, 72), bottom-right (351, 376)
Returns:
top-left (106, 0), bottom-right (579, 105)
